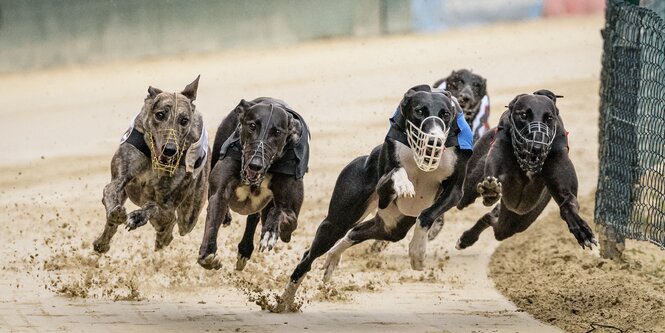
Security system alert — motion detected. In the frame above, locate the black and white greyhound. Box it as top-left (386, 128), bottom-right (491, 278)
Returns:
top-left (275, 85), bottom-right (473, 312)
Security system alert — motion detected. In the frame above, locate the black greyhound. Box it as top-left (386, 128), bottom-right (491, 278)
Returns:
top-left (198, 97), bottom-right (309, 271)
top-left (275, 85), bottom-right (473, 312)
top-left (455, 90), bottom-right (597, 250)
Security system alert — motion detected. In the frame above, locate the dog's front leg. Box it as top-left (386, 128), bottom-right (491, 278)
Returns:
top-left (409, 149), bottom-right (471, 270)
top-left (478, 136), bottom-right (511, 206)
top-left (198, 159), bottom-right (239, 270)
top-left (260, 174), bottom-right (303, 252)
top-left (94, 147), bottom-right (147, 253)
top-left (543, 149), bottom-right (597, 249)
top-left (377, 140), bottom-right (415, 209)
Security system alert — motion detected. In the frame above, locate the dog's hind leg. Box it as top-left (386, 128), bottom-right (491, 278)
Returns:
top-left (456, 204), bottom-right (500, 250)
top-left (322, 214), bottom-right (414, 282)
top-left (236, 213), bottom-right (260, 271)
top-left (277, 156), bottom-right (377, 313)
top-left (491, 195), bottom-right (550, 242)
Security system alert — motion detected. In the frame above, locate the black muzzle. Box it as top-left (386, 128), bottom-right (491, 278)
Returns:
top-left (510, 117), bottom-right (556, 174)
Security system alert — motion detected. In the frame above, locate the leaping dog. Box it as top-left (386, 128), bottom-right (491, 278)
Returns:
top-left (198, 97), bottom-right (309, 271)
top-left (275, 85), bottom-right (473, 312)
top-left (455, 90), bottom-right (597, 250)
top-left (93, 76), bottom-right (210, 253)
top-left (370, 69), bottom-right (490, 250)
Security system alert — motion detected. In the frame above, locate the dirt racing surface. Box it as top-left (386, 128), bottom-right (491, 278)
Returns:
top-left (491, 194), bottom-right (665, 333)
top-left (0, 15), bottom-right (613, 333)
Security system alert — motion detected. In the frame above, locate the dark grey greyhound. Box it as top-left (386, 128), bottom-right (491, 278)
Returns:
top-left (369, 69), bottom-right (490, 250)
top-left (93, 76), bottom-right (210, 253)
top-left (198, 97), bottom-right (309, 271)
top-left (275, 85), bottom-right (473, 312)
top-left (455, 90), bottom-right (597, 250)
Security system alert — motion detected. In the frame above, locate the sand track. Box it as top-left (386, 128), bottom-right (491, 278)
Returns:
top-left (1, 16), bottom-right (604, 332)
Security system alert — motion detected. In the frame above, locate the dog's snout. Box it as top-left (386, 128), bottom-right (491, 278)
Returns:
top-left (248, 159), bottom-right (264, 172)
top-left (458, 93), bottom-right (471, 104)
top-left (163, 143), bottom-right (178, 157)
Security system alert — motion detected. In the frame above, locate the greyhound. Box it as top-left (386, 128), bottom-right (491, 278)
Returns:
top-left (369, 69), bottom-right (490, 250)
top-left (455, 90), bottom-right (597, 250)
top-left (275, 85), bottom-right (473, 312)
top-left (198, 97), bottom-right (309, 271)
top-left (93, 76), bottom-right (210, 253)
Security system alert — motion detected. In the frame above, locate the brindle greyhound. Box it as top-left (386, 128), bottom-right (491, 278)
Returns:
top-left (93, 76), bottom-right (210, 253)
top-left (198, 97), bottom-right (309, 271)
top-left (275, 85), bottom-right (473, 312)
top-left (455, 90), bottom-right (597, 250)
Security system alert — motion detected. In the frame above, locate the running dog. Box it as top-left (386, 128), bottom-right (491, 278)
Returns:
top-left (198, 97), bottom-right (309, 271)
top-left (93, 76), bottom-right (210, 253)
top-left (275, 85), bottom-right (473, 312)
top-left (370, 69), bottom-right (490, 249)
top-left (455, 90), bottom-right (597, 250)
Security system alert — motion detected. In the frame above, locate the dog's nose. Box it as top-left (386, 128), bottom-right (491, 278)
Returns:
top-left (162, 143), bottom-right (178, 157)
top-left (248, 159), bottom-right (263, 172)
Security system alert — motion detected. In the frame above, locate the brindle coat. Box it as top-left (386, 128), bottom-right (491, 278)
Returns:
top-left (93, 76), bottom-right (210, 253)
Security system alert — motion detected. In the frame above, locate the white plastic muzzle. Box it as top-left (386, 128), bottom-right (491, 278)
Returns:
top-left (406, 116), bottom-right (449, 172)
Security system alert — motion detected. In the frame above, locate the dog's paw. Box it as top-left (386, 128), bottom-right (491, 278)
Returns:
top-left (92, 238), bottom-right (110, 254)
top-left (392, 168), bottom-right (415, 198)
top-left (235, 254), bottom-right (250, 271)
top-left (321, 252), bottom-right (342, 283)
top-left (259, 229), bottom-right (279, 252)
top-left (477, 176), bottom-right (502, 206)
top-left (567, 216), bottom-right (598, 250)
top-left (222, 211), bottom-right (232, 228)
top-left (456, 230), bottom-right (480, 250)
top-left (409, 222), bottom-right (428, 271)
top-left (427, 216), bottom-right (445, 241)
top-left (198, 253), bottom-right (222, 270)
top-left (107, 205), bottom-right (127, 225)
top-left (125, 210), bottom-right (149, 231)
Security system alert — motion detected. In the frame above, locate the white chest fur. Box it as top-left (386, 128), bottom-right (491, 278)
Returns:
top-left (392, 142), bottom-right (457, 217)
top-left (231, 174), bottom-right (274, 215)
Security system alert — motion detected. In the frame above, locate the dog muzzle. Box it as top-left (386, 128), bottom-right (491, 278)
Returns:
top-left (510, 117), bottom-right (556, 174)
top-left (147, 128), bottom-right (187, 175)
top-left (406, 116), bottom-right (449, 172)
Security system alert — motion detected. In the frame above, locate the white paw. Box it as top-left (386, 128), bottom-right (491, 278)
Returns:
top-left (259, 230), bottom-right (278, 252)
top-left (409, 222), bottom-right (428, 271)
top-left (322, 252), bottom-right (342, 283)
top-left (392, 167), bottom-right (415, 198)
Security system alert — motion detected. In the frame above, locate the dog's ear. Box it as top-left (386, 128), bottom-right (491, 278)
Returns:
top-left (147, 86), bottom-right (163, 99)
top-left (481, 78), bottom-right (488, 94)
top-left (288, 114), bottom-right (302, 144)
top-left (234, 99), bottom-right (254, 120)
top-left (401, 85), bottom-right (431, 108)
top-left (181, 75), bottom-right (200, 101)
top-left (508, 94), bottom-right (528, 111)
top-left (533, 89), bottom-right (563, 105)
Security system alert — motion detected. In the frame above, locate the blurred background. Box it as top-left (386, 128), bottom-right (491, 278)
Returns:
top-left (0, 0), bottom-right (608, 74)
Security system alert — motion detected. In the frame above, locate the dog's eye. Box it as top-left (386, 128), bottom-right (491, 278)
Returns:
top-left (248, 123), bottom-right (256, 131)
top-left (473, 82), bottom-right (481, 88)
top-left (274, 129), bottom-right (282, 136)
top-left (519, 113), bottom-right (527, 120)
top-left (180, 118), bottom-right (189, 126)
top-left (415, 109), bottom-right (423, 115)
top-left (155, 112), bottom-right (165, 121)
